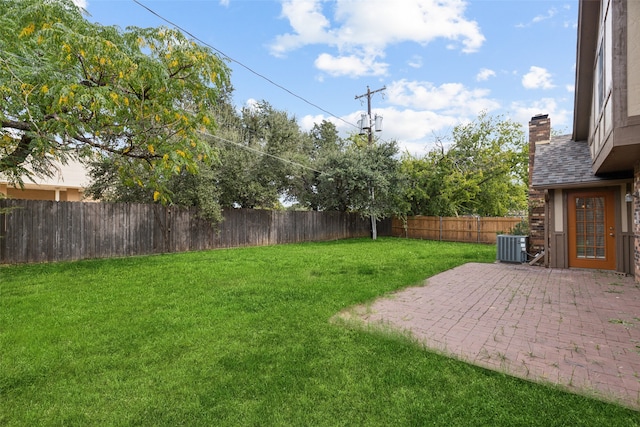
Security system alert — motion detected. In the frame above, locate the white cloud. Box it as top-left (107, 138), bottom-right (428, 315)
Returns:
top-left (407, 55), bottom-right (423, 69)
top-left (517, 7), bottom-right (558, 27)
top-left (509, 98), bottom-right (571, 131)
top-left (300, 94), bottom-right (574, 156)
top-left (386, 79), bottom-right (500, 116)
top-left (566, 84), bottom-right (575, 93)
top-left (373, 107), bottom-right (459, 147)
top-left (300, 106), bottom-right (464, 155)
top-left (219, 0), bottom-right (230, 6)
top-left (522, 66), bottom-right (555, 90)
top-left (532, 7), bottom-right (557, 23)
top-left (243, 98), bottom-right (260, 112)
top-left (476, 68), bottom-right (496, 82)
top-left (270, 0), bottom-right (334, 58)
top-left (270, 0), bottom-right (485, 76)
top-left (316, 108), bottom-right (461, 155)
top-left (300, 77), bottom-right (504, 155)
top-left (300, 114), bottom-right (330, 132)
top-left (72, 0), bottom-right (87, 8)
top-left (314, 53), bottom-right (388, 78)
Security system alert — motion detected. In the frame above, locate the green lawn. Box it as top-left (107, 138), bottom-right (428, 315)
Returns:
top-left (1, 238), bottom-right (639, 426)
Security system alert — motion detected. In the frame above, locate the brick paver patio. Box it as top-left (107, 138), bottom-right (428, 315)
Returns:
top-left (346, 262), bottom-right (640, 410)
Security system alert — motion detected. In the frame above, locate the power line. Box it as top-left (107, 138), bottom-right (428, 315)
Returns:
top-left (3, 2), bottom-right (391, 177)
top-left (131, 0), bottom-right (358, 131)
top-left (197, 129), bottom-right (325, 175)
top-left (1, 45), bottom-right (326, 177)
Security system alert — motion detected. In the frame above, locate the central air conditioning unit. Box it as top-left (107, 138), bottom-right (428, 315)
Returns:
top-left (496, 235), bottom-right (528, 263)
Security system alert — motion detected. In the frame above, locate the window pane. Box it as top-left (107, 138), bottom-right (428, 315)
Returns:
top-left (574, 194), bottom-right (608, 261)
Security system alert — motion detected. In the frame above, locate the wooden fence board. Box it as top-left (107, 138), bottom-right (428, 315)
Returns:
top-left (391, 215), bottom-right (524, 244)
top-left (0, 200), bottom-right (375, 264)
top-left (1, 199), bottom-right (522, 264)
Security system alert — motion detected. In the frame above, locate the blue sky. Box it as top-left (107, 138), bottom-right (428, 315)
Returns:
top-left (76, 0), bottom-right (578, 155)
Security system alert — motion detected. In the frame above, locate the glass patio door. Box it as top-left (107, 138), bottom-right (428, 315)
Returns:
top-left (567, 190), bottom-right (616, 270)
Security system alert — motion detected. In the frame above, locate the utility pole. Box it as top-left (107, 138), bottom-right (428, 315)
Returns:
top-left (355, 85), bottom-right (386, 145)
top-left (355, 85), bottom-right (386, 240)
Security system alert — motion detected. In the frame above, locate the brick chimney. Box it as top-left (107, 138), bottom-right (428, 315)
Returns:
top-left (528, 114), bottom-right (550, 259)
top-left (528, 114), bottom-right (550, 186)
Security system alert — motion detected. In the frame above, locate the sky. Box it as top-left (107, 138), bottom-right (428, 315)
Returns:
top-left (75, 0), bottom-right (579, 156)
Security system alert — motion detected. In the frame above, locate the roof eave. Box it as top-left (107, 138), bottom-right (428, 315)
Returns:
top-left (533, 178), bottom-right (630, 191)
top-left (573, 0), bottom-right (600, 141)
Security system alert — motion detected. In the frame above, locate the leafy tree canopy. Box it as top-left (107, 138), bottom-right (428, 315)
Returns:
top-left (0, 0), bottom-right (230, 202)
top-left (402, 112), bottom-right (527, 217)
top-left (213, 100), bottom-right (306, 209)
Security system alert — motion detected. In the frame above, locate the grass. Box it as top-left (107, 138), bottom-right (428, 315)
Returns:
top-left (1, 237), bottom-right (639, 426)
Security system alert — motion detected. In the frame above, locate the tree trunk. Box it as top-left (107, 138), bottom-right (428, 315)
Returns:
top-left (370, 186), bottom-right (377, 240)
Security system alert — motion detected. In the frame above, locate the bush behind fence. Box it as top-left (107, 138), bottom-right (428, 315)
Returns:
top-left (0, 200), bottom-right (376, 264)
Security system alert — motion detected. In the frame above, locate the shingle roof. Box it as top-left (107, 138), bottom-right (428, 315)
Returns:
top-left (531, 134), bottom-right (611, 189)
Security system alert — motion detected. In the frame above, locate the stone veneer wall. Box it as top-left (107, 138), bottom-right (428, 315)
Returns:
top-left (528, 115), bottom-right (550, 257)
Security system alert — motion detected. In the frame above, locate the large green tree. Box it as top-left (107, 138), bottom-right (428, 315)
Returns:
top-left (85, 92), bottom-right (238, 223)
top-left (87, 100), bottom-right (308, 216)
top-left (402, 112), bottom-right (527, 217)
top-left (313, 136), bottom-right (407, 239)
top-left (0, 0), bottom-right (230, 202)
top-left (213, 101), bottom-right (305, 209)
top-left (287, 120), bottom-right (344, 211)
top-left (288, 122), bottom-right (407, 238)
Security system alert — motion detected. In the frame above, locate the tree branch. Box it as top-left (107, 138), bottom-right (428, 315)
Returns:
top-left (2, 118), bottom-right (32, 132)
top-left (69, 133), bottom-right (161, 160)
top-left (0, 132), bottom-right (33, 173)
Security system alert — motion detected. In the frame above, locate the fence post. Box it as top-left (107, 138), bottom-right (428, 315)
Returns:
top-left (439, 216), bottom-right (443, 241)
top-left (0, 199), bottom-right (6, 263)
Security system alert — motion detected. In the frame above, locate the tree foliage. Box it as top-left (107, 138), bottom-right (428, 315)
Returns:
top-left (0, 0), bottom-right (230, 202)
top-left (292, 127), bottom-right (407, 230)
top-left (401, 112), bottom-right (527, 217)
top-left (214, 101), bottom-right (303, 209)
top-left (86, 156), bottom-right (224, 223)
top-left (86, 98), bottom-right (302, 217)
top-left (323, 139), bottom-right (405, 216)
top-left (287, 120), bottom-right (344, 210)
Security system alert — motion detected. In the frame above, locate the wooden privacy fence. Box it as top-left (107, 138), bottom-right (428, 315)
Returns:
top-left (0, 200), bottom-right (374, 264)
top-left (391, 215), bottom-right (524, 244)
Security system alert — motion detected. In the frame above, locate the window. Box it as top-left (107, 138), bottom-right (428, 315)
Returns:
top-left (575, 196), bottom-right (606, 259)
top-left (596, 44), bottom-right (604, 114)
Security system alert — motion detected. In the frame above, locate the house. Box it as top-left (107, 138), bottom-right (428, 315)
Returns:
top-left (530, 0), bottom-right (640, 279)
top-left (0, 158), bottom-right (91, 201)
